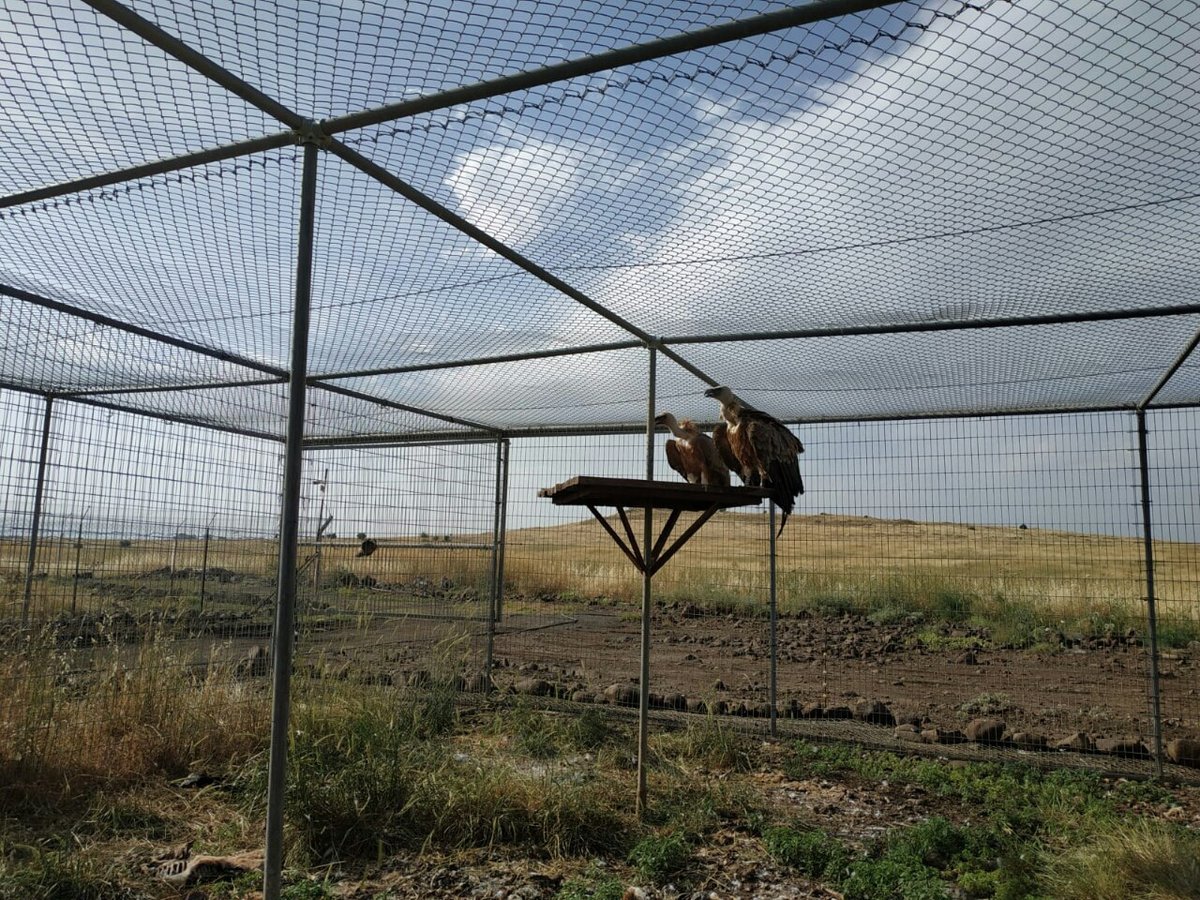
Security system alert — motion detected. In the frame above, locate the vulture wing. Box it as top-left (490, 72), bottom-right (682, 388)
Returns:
top-left (712, 423), bottom-right (746, 484)
top-left (664, 440), bottom-right (689, 482)
top-left (695, 434), bottom-right (731, 487)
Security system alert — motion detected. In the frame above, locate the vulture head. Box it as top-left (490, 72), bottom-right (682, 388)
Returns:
top-left (704, 386), bottom-right (736, 404)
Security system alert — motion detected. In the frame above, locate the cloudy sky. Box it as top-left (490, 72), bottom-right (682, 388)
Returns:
top-left (1, 2), bottom-right (1199, 556)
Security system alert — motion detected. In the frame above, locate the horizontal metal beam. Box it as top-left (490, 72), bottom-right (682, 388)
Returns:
top-left (58, 376), bottom-right (286, 399)
top-left (81, 0), bottom-right (305, 131)
top-left (314, 340), bottom-right (645, 381)
top-left (0, 132), bottom-right (294, 212)
top-left (0, 282), bottom-right (287, 378)
top-left (64, 394), bottom-right (285, 443)
top-left (322, 0), bottom-right (905, 136)
top-left (326, 142), bottom-right (654, 344)
top-left (303, 432), bottom-right (500, 450)
top-left (1140, 323), bottom-right (1200, 410)
top-left (662, 303), bottom-right (1200, 345)
top-left (313, 380), bottom-right (500, 434)
top-left (328, 140), bottom-right (722, 388)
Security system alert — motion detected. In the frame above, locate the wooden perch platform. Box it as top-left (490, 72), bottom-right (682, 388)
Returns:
top-left (538, 476), bottom-right (770, 576)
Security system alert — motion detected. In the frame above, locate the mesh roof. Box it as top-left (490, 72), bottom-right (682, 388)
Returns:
top-left (3, 0), bottom-right (1200, 439)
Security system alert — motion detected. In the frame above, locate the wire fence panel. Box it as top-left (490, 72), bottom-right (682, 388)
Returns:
top-left (1, 393), bottom-right (1198, 789)
top-left (1145, 408), bottom-right (1200, 765)
top-left (488, 411), bottom-right (1199, 772)
top-left (293, 442), bottom-right (498, 695)
top-left (0, 393), bottom-right (281, 783)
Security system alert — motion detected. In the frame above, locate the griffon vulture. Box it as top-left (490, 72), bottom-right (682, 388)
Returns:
top-left (654, 413), bottom-right (731, 487)
top-left (704, 386), bottom-right (804, 535)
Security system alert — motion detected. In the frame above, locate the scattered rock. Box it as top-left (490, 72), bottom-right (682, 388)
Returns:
top-left (955, 649), bottom-right (978, 665)
top-left (685, 697), bottom-right (707, 714)
top-left (854, 699), bottom-right (896, 726)
top-left (1009, 732), bottom-right (1048, 751)
top-left (406, 670), bottom-right (432, 688)
top-left (1094, 737), bottom-right (1151, 759)
top-left (965, 718), bottom-right (1006, 743)
top-left (799, 702), bottom-right (825, 719)
top-left (604, 683), bottom-right (639, 707)
top-left (1167, 738), bottom-right (1200, 768)
top-left (662, 692), bottom-right (687, 711)
top-left (570, 690), bottom-right (595, 704)
top-left (894, 723), bottom-right (924, 742)
top-left (1054, 731), bottom-right (1096, 753)
top-left (823, 706), bottom-right (853, 720)
top-left (921, 727), bottom-right (967, 745)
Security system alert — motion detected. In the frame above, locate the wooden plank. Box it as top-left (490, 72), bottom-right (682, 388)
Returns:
top-left (539, 476), bottom-right (768, 511)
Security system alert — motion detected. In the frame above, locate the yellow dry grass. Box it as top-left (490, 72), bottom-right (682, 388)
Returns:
top-left (3, 512), bottom-right (1198, 625)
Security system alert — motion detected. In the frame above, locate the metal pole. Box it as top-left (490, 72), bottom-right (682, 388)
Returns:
top-left (21, 396), bottom-right (53, 627)
top-left (485, 439), bottom-right (503, 679)
top-left (637, 347), bottom-right (657, 814)
top-left (312, 468), bottom-right (329, 603)
top-left (199, 527), bottom-right (211, 613)
top-left (1135, 409), bottom-right (1165, 777)
top-left (264, 139), bottom-right (319, 900)
top-left (496, 438), bottom-right (510, 626)
top-left (769, 503), bottom-right (778, 737)
top-left (71, 514), bottom-right (85, 616)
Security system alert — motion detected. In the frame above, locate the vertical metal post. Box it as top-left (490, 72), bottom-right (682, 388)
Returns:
top-left (311, 468), bottom-right (329, 605)
top-left (495, 437), bottom-right (510, 627)
top-left (485, 438), bottom-right (503, 679)
top-left (637, 347), bottom-right (657, 815)
top-left (769, 503), bottom-right (778, 737)
top-left (1135, 409), bottom-right (1165, 777)
top-left (70, 514), bottom-right (85, 616)
top-left (264, 139), bottom-right (319, 900)
top-left (21, 396), bottom-right (53, 627)
top-left (199, 527), bottom-right (211, 613)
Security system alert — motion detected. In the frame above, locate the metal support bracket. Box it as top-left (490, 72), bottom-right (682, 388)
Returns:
top-left (584, 502), bottom-right (721, 577)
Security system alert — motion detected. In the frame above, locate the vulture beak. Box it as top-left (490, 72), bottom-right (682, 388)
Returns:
top-left (703, 387), bottom-right (722, 399)
top-left (653, 413), bottom-right (669, 426)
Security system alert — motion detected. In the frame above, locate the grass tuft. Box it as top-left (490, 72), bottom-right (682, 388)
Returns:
top-left (1041, 819), bottom-right (1200, 899)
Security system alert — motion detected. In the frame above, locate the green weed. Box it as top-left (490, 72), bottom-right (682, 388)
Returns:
top-left (628, 832), bottom-right (691, 883)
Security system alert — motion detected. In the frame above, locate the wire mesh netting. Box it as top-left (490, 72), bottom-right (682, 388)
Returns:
top-left (3, 0), bottom-right (1200, 871)
top-left (3, 0), bottom-right (1200, 431)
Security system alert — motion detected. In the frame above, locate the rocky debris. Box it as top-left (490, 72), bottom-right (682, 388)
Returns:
top-left (1094, 737), bottom-right (1151, 759)
top-left (406, 669), bottom-right (432, 688)
top-left (955, 649), bottom-right (979, 665)
top-left (603, 683), bottom-right (639, 707)
top-left (854, 699), bottom-right (895, 726)
top-left (570, 690), bottom-right (595, 704)
top-left (1167, 738), bottom-right (1200, 768)
top-left (661, 692), bottom-right (687, 712)
top-left (1009, 732), bottom-right (1048, 750)
top-left (964, 718), bottom-right (1006, 743)
top-left (894, 723), bottom-right (924, 743)
top-left (823, 705), bottom-right (853, 720)
top-left (1054, 731), bottom-right (1097, 753)
top-left (921, 727), bottom-right (968, 745)
top-left (685, 697), bottom-right (707, 714)
top-left (512, 677), bottom-right (555, 698)
top-left (799, 702), bottom-right (825, 719)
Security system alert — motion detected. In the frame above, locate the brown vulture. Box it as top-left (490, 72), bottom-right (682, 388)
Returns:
top-left (356, 538), bottom-right (378, 558)
top-left (704, 386), bottom-right (804, 535)
top-left (654, 413), bottom-right (731, 487)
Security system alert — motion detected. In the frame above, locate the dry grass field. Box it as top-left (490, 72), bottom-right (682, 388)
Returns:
top-left (2, 513), bottom-right (1200, 897)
